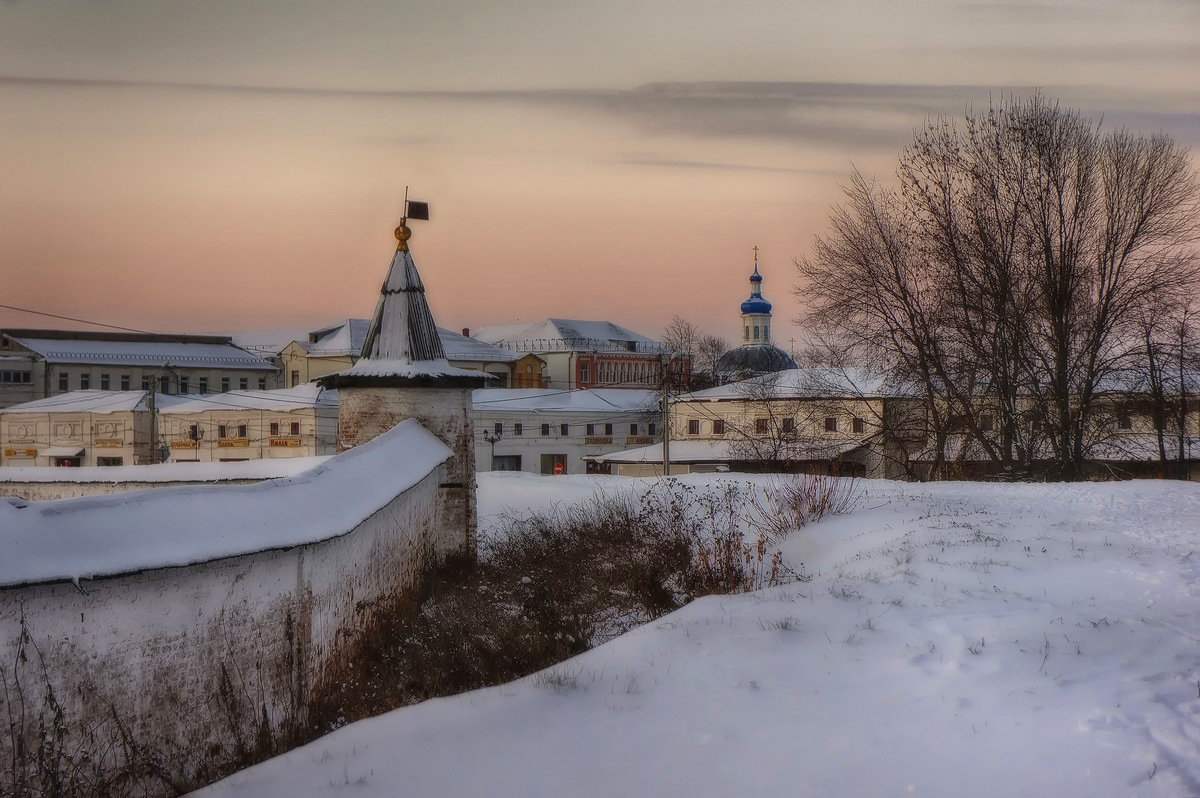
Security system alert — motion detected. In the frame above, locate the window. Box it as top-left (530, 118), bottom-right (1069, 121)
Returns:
top-left (979, 414), bottom-right (994, 432)
top-left (80, 373), bottom-right (91, 389)
top-left (221, 378), bottom-right (230, 392)
top-left (586, 423), bottom-right (596, 435)
top-left (753, 326), bottom-right (760, 340)
top-left (648, 423), bottom-right (657, 436)
top-left (291, 370), bottom-right (300, 387)
top-left (0, 371), bottom-right (32, 384)
top-left (713, 419), bottom-right (725, 435)
top-left (159, 376), bottom-right (169, 394)
top-left (97, 457), bottom-right (123, 467)
top-left (218, 425), bottom-right (228, 439)
top-left (604, 423), bottom-right (613, 435)
top-left (560, 423), bottom-right (569, 436)
top-left (239, 377), bottom-right (248, 390)
top-left (141, 377), bottom-right (150, 391)
top-left (198, 378), bottom-right (208, 394)
top-left (764, 325), bottom-right (770, 341)
top-left (100, 373), bottom-right (110, 390)
top-left (744, 326), bottom-right (749, 341)
top-left (188, 424), bottom-right (199, 441)
top-left (1117, 414), bottom-right (1132, 430)
top-left (237, 424), bottom-right (247, 438)
top-left (852, 417), bottom-right (865, 434)
top-left (290, 421), bottom-right (300, 435)
top-left (513, 423), bottom-right (523, 436)
top-left (688, 419), bottom-right (701, 435)
top-left (580, 364), bottom-right (590, 384)
top-left (258, 378), bottom-right (267, 390)
top-left (270, 422), bottom-right (279, 436)
top-left (755, 418), bottom-right (769, 435)
top-left (782, 418), bottom-right (795, 434)
top-left (120, 375), bottom-right (130, 390)
top-left (494, 422), bottom-right (503, 435)
top-left (824, 417), bottom-right (838, 433)
top-left (541, 423), bottom-right (551, 436)
top-left (630, 423), bottom-right (638, 435)
top-left (180, 377), bottom-right (189, 394)
top-left (59, 373), bottom-right (69, 392)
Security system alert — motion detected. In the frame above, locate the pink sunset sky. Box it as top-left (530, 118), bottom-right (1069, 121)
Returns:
top-left (2, 0), bottom-right (1199, 348)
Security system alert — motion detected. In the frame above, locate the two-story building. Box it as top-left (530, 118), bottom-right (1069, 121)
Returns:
top-left (0, 390), bottom-right (159, 467)
top-left (0, 328), bottom-right (279, 409)
top-left (473, 387), bottom-right (660, 474)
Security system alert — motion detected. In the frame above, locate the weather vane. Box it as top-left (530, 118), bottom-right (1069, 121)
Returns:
top-left (394, 186), bottom-right (430, 252)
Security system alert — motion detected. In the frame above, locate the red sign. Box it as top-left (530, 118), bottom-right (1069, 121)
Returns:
top-left (553, 461), bottom-right (565, 475)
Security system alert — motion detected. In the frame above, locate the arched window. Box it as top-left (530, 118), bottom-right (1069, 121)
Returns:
top-left (753, 326), bottom-right (760, 340)
top-left (744, 327), bottom-right (749, 341)
top-left (764, 324), bottom-right (770, 341)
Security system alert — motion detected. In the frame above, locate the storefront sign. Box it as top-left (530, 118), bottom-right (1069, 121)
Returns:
top-left (584, 436), bottom-right (613, 445)
top-left (93, 439), bottom-right (124, 448)
top-left (269, 437), bottom-right (302, 447)
top-left (217, 439), bottom-right (251, 448)
top-left (172, 440), bottom-right (198, 449)
top-left (3, 448), bottom-right (36, 458)
top-left (627, 436), bottom-right (654, 445)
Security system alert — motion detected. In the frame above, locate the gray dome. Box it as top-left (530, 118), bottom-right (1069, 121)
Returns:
top-left (716, 344), bottom-right (797, 376)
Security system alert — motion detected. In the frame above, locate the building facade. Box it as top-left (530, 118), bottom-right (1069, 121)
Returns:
top-left (0, 329), bottom-right (279, 409)
top-left (473, 388), bottom-right (660, 474)
top-left (0, 390), bottom-right (156, 467)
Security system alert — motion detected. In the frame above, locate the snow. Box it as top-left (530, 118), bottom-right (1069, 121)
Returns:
top-left (201, 474), bottom-right (1200, 797)
top-left (438, 328), bottom-right (517, 363)
top-left (165, 383), bottom-right (337, 413)
top-left (0, 419), bottom-right (450, 588)
top-left (473, 387), bottom-right (658, 413)
top-left (473, 318), bottom-right (666, 353)
top-left (7, 336), bottom-right (275, 370)
top-left (337, 357), bottom-right (494, 380)
top-left (683, 367), bottom-right (907, 401)
top-left (0, 389), bottom-right (169, 414)
top-left (587, 437), bottom-right (863, 463)
top-left (0, 456), bottom-right (329, 484)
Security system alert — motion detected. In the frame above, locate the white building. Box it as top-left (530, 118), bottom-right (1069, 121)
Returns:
top-left (472, 318), bottom-right (683, 390)
top-left (0, 328), bottom-right (279, 409)
top-left (473, 387), bottom-right (660, 474)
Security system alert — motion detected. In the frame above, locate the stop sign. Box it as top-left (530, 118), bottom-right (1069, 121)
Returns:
top-left (553, 461), bottom-right (565, 475)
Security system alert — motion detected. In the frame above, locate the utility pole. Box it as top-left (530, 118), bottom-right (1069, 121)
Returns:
top-left (484, 430), bottom-right (502, 470)
top-left (147, 386), bottom-right (158, 464)
top-left (660, 354), bottom-right (671, 477)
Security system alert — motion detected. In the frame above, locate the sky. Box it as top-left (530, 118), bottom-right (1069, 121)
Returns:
top-left (2, 0), bottom-right (1199, 351)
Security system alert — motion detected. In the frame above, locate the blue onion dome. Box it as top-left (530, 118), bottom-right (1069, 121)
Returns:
top-left (717, 344), bottom-right (797, 376)
top-left (749, 270), bottom-right (763, 283)
top-left (741, 295), bottom-right (773, 314)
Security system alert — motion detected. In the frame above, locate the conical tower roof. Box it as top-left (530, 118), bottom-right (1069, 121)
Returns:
top-left (320, 224), bottom-right (491, 388)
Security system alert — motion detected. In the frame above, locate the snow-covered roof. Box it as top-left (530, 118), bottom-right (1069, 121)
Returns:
top-left (163, 384), bottom-right (337, 414)
top-left (473, 318), bottom-right (669, 354)
top-left (439, 328), bottom-right (518, 363)
top-left (226, 328), bottom-right (310, 357)
top-left (0, 389), bottom-right (170, 415)
top-left (338, 358), bottom-right (492, 381)
top-left (473, 388), bottom-right (658, 414)
top-left (0, 456), bottom-right (330, 484)
top-left (682, 368), bottom-right (908, 402)
top-left (306, 319), bottom-right (371, 357)
top-left (6, 334), bottom-right (276, 371)
top-left (588, 437), bottom-right (865, 464)
top-left (0, 418), bottom-right (450, 588)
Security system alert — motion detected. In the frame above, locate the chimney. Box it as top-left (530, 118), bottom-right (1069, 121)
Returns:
top-left (461, 327), bottom-right (470, 337)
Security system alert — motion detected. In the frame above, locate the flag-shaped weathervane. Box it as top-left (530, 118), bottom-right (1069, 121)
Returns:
top-left (395, 187), bottom-right (429, 251)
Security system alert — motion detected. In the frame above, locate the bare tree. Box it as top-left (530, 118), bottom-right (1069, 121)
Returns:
top-left (799, 92), bottom-right (1200, 481)
top-left (662, 316), bottom-right (728, 390)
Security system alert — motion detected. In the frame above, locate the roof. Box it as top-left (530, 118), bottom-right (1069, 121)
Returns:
top-left (0, 389), bottom-right (169, 414)
top-left (164, 384), bottom-right (338, 414)
top-left (587, 437), bottom-right (865, 464)
top-left (740, 296), bottom-right (773, 315)
top-left (438, 328), bottom-right (518, 363)
top-left (473, 388), bottom-right (658, 413)
top-left (716, 344), bottom-right (797, 375)
top-left (472, 318), bottom-right (670, 354)
top-left (306, 319), bottom-right (371, 357)
top-left (0, 418), bottom-right (451, 588)
top-left (683, 367), bottom-right (906, 402)
top-left (5, 332), bottom-right (276, 372)
top-left (0, 456), bottom-right (330, 484)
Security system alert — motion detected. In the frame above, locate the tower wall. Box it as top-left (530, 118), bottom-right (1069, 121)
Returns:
top-left (338, 386), bottom-right (477, 557)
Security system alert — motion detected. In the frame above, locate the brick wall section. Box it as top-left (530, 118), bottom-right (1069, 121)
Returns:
top-left (338, 386), bottom-right (478, 557)
top-left (0, 458), bottom-right (456, 793)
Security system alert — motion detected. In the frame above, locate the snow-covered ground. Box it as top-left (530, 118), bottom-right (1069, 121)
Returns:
top-left (200, 473), bottom-right (1200, 797)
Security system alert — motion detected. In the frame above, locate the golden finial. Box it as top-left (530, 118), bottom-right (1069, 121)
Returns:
top-left (394, 223), bottom-right (412, 252)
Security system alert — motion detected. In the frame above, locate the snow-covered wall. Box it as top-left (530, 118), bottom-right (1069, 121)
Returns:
top-left (0, 420), bottom-right (458, 793)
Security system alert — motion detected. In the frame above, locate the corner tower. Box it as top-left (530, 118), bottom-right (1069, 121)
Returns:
top-left (320, 216), bottom-right (491, 556)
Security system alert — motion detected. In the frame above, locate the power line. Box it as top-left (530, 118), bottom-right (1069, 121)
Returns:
top-left (0, 304), bottom-right (160, 335)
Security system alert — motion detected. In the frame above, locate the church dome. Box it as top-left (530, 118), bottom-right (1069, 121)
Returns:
top-left (740, 295), bottom-right (773, 314)
top-left (716, 343), bottom-right (797, 377)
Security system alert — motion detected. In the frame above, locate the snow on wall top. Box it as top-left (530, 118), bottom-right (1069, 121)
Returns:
top-left (338, 358), bottom-right (495, 381)
top-left (0, 456), bottom-right (330, 484)
top-left (8, 336), bottom-right (276, 371)
top-left (0, 418), bottom-right (451, 588)
top-left (587, 438), bottom-right (864, 463)
top-left (473, 388), bottom-right (658, 413)
top-left (164, 384), bottom-right (337, 413)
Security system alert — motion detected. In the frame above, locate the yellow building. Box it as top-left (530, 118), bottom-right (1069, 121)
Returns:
top-left (0, 390), bottom-right (156, 467)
